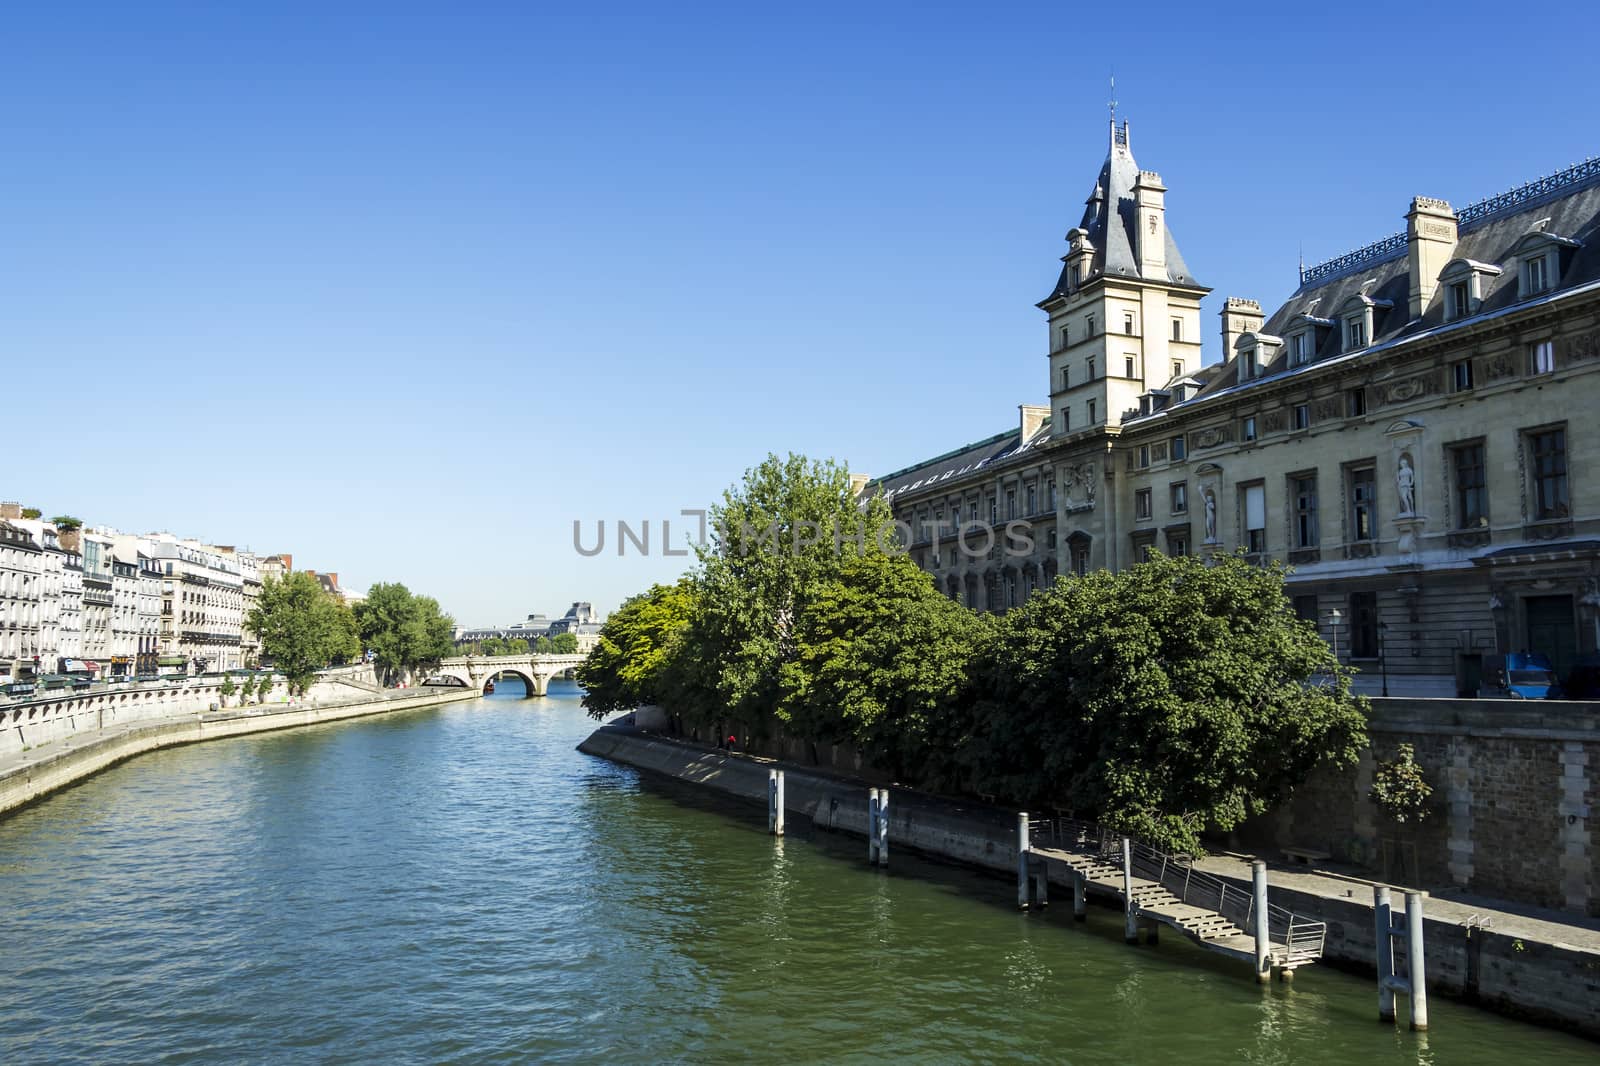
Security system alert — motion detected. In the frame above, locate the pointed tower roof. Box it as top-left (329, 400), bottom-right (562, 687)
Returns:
top-left (1041, 120), bottom-right (1203, 304)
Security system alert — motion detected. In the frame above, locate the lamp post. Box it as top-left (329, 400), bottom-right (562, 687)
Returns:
top-left (1329, 608), bottom-right (1343, 664)
top-left (1378, 621), bottom-right (1390, 697)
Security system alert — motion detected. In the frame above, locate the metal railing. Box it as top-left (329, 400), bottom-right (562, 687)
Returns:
top-left (1030, 815), bottom-right (1326, 964)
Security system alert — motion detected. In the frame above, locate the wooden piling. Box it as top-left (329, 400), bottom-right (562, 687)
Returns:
top-left (876, 788), bottom-right (889, 867)
top-left (1017, 812), bottom-right (1032, 909)
top-left (868, 789), bottom-right (881, 864)
top-left (1073, 871), bottom-right (1087, 921)
top-left (1406, 891), bottom-right (1428, 1031)
top-left (1375, 885), bottom-right (1396, 1023)
top-left (768, 769), bottom-right (785, 836)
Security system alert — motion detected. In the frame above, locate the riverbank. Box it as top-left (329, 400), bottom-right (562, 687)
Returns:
top-left (0, 686), bottom-right (480, 819)
top-left (578, 724), bottom-right (1600, 1041)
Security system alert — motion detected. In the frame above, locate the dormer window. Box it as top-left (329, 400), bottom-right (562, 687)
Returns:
top-left (1507, 228), bottom-right (1581, 301)
top-left (1522, 254), bottom-right (1549, 295)
top-left (1290, 331), bottom-right (1312, 367)
top-left (1438, 258), bottom-right (1501, 322)
top-left (1345, 317), bottom-right (1366, 350)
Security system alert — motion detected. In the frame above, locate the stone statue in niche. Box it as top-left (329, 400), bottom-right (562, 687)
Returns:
top-left (1396, 453), bottom-right (1416, 516)
top-left (1203, 488), bottom-right (1218, 542)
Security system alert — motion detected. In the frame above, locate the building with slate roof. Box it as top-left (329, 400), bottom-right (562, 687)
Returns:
top-left (868, 118), bottom-right (1600, 696)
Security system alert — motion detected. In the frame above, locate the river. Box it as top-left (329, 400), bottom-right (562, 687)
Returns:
top-left (0, 680), bottom-right (1590, 1064)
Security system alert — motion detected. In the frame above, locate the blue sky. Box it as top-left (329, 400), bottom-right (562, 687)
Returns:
top-left (5, 2), bottom-right (1597, 624)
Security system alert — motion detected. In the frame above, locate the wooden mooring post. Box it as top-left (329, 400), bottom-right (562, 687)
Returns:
top-left (1252, 860), bottom-right (1270, 983)
top-left (1016, 813), bottom-right (1048, 910)
top-left (868, 788), bottom-right (888, 866)
top-left (1375, 885), bottom-right (1429, 1031)
top-left (1121, 836), bottom-right (1138, 943)
top-left (767, 769), bottom-right (785, 836)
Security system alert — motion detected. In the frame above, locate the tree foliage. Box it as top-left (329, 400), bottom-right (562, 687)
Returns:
top-left (247, 573), bottom-right (359, 695)
top-left (355, 582), bottom-right (455, 684)
top-left (579, 580), bottom-right (700, 719)
top-left (1370, 743), bottom-right (1433, 825)
top-left (51, 515), bottom-right (82, 532)
top-left (547, 632), bottom-right (579, 654)
top-left (966, 552), bottom-right (1367, 853)
top-left (20, 507), bottom-right (41, 520)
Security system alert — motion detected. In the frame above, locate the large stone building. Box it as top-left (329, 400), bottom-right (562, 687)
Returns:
top-left (0, 520), bottom-right (42, 677)
top-left (873, 121), bottom-right (1600, 696)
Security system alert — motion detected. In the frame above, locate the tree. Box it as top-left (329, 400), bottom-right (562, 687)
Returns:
top-left (778, 552), bottom-right (986, 779)
top-left (20, 507), bottom-right (41, 520)
top-left (247, 573), bottom-right (353, 695)
top-left (580, 580), bottom-right (700, 720)
top-left (547, 632), bottom-right (578, 654)
top-left (239, 675), bottom-right (256, 703)
top-left (534, 635), bottom-right (554, 653)
top-left (685, 453), bottom-right (895, 734)
top-left (507, 638), bottom-right (529, 655)
top-left (355, 582), bottom-right (456, 685)
top-left (51, 515), bottom-right (82, 532)
top-left (969, 552), bottom-right (1368, 854)
top-left (219, 675), bottom-right (236, 707)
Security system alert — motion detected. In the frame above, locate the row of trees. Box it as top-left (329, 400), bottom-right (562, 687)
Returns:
top-left (459, 632), bottom-right (580, 657)
top-left (578, 453), bottom-right (1369, 855)
top-left (245, 575), bottom-right (455, 694)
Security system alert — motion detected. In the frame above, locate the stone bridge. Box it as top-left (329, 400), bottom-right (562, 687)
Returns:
top-left (430, 653), bottom-right (586, 697)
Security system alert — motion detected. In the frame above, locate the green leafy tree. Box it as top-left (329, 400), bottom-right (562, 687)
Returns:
top-left (580, 580), bottom-right (700, 720)
top-left (257, 675), bottom-right (273, 704)
top-left (534, 635), bottom-right (554, 653)
top-left (20, 507), bottom-right (41, 520)
top-left (547, 632), bottom-right (579, 654)
top-left (778, 552), bottom-right (985, 779)
top-left (969, 552), bottom-right (1368, 854)
top-left (686, 453), bottom-right (894, 734)
top-left (51, 515), bottom-right (82, 532)
top-left (247, 573), bottom-right (350, 695)
top-left (219, 675), bottom-right (236, 707)
top-left (239, 675), bottom-right (256, 702)
top-left (355, 583), bottom-right (456, 685)
top-left (507, 638), bottom-right (529, 655)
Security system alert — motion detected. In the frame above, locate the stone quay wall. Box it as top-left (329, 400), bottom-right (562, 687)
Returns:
top-left (1240, 698), bottom-right (1600, 917)
top-left (579, 725), bottom-right (1600, 1040)
top-left (0, 665), bottom-right (386, 760)
top-left (0, 685), bottom-right (478, 819)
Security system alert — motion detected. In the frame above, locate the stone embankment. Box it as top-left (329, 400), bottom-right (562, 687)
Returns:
top-left (578, 724), bottom-right (1600, 1041)
top-left (0, 685), bottom-right (478, 819)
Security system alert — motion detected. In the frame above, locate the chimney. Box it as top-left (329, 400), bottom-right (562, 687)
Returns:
top-left (282, 554), bottom-right (293, 571)
top-left (1406, 196), bottom-right (1458, 320)
top-left (327, 572), bottom-right (339, 587)
top-left (1220, 297), bottom-right (1264, 366)
top-left (0, 502), bottom-right (20, 520)
top-left (59, 527), bottom-right (81, 552)
top-left (1020, 404), bottom-right (1049, 441)
top-left (1133, 170), bottom-right (1168, 279)
top-left (848, 472), bottom-right (871, 497)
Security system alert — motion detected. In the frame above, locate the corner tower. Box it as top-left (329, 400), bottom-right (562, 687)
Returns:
top-left (1038, 120), bottom-right (1210, 437)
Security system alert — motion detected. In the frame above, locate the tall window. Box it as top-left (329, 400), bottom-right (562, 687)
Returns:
top-left (1061, 367), bottom-right (1070, 390)
top-left (1070, 538), bottom-right (1089, 577)
top-left (1166, 530), bottom-right (1188, 557)
top-left (1086, 314), bottom-right (1096, 336)
top-left (1069, 265), bottom-right (1081, 289)
top-left (1529, 427), bottom-right (1569, 520)
top-left (1345, 317), bottom-right (1366, 350)
top-left (988, 494), bottom-right (998, 524)
top-left (1124, 312), bottom-right (1135, 334)
top-left (1452, 359), bottom-right (1474, 391)
top-left (1125, 355), bottom-right (1136, 378)
top-left (1171, 318), bottom-right (1183, 341)
top-left (1087, 399), bottom-right (1097, 424)
top-left (1086, 356), bottom-right (1095, 380)
top-left (1291, 332), bottom-right (1311, 365)
top-left (1293, 404), bottom-right (1310, 430)
top-left (1171, 359), bottom-right (1183, 379)
top-left (1530, 340), bottom-right (1555, 374)
top-left (1242, 416), bottom-right (1257, 443)
top-left (1137, 444), bottom-right (1150, 469)
top-left (1046, 481), bottom-right (1055, 509)
top-left (1059, 326), bottom-right (1070, 350)
top-left (1060, 408), bottom-right (1070, 431)
top-left (1026, 484), bottom-right (1037, 515)
top-left (1449, 281), bottom-right (1471, 319)
top-left (1170, 435), bottom-right (1186, 461)
top-left (1523, 255), bottom-right (1549, 296)
top-left (1349, 466), bottom-right (1377, 541)
top-left (1170, 482), bottom-right (1187, 514)
top-left (1347, 388), bottom-right (1367, 416)
top-left (1135, 488), bottom-right (1153, 520)
top-left (1349, 591), bottom-right (1379, 659)
top-left (1005, 490), bottom-right (1016, 520)
top-left (1292, 474), bottom-right (1318, 548)
top-left (1452, 441), bottom-right (1488, 529)
top-left (1243, 483), bottom-right (1266, 553)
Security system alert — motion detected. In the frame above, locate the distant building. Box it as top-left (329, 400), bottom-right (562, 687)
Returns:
top-left (457, 603), bottom-right (604, 653)
top-left (0, 519), bottom-right (42, 678)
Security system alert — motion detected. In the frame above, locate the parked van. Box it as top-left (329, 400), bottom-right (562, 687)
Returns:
top-left (1482, 652), bottom-right (1562, 699)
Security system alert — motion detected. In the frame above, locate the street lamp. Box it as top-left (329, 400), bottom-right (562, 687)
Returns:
top-left (1329, 608), bottom-right (1342, 663)
top-left (1378, 621), bottom-right (1390, 697)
